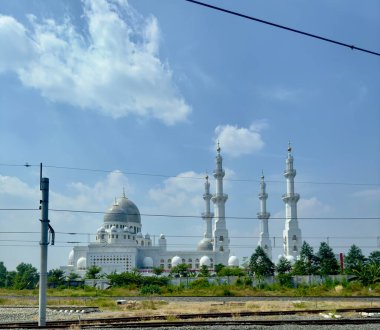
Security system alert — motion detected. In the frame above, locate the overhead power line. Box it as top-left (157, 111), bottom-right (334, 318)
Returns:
top-left (0, 162), bottom-right (378, 187)
top-left (185, 0), bottom-right (380, 57)
top-left (0, 207), bottom-right (379, 220)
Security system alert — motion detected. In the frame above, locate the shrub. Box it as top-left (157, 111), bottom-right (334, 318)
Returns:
top-left (189, 278), bottom-right (210, 289)
top-left (140, 284), bottom-right (162, 295)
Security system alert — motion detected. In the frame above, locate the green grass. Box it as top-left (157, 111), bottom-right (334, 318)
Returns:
top-left (0, 281), bottom-right (378, 302)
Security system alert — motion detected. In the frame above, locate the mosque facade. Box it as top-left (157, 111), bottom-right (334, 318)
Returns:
top-left (62, 144), bottom-right (302, 276)
top-left (61, 146), bottom-right (238, 277)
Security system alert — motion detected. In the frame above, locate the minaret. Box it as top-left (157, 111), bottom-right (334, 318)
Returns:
top-left (211, 143), bottom-right (230, 264)
top-left (202, 175), bottom-right (214, 240)
top-left (282, 142), bottom-right (302, 259)
top-left (257, 172), bottom-right (272, 260)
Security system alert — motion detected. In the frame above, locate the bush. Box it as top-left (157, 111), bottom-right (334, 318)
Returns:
top-left (140, 284), bottom-right (162, 295)
top-left (277, 274), bottom-right (293, 287)
top-left (189, 278), bottom-right (210, 289)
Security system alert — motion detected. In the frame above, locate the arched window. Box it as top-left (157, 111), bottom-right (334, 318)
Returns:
top-left (219, 236), bottom-right (224, 241)
top-left (292, 235), bottom-right (297, 241)
top-left (141, 241), bottom-right (144, 246)
top-left (219, 246), bottom-right (224, 252)
top-left (293, 245), bottom-right (298, 252)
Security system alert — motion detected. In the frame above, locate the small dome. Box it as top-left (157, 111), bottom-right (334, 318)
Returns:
top-left (171, 256), bottom-right (182, 267)
top-left (228, 256), bottom-right (239, 267)
top-left (104, 196), bottom-right (141, 224)
top-left (77, 257), bottom-right (86, 270)
top-left (159, 234), bottom-right (166, 239)
top-left (285, 255), bottom-right (295, 263)
top-left (123, 226), bottom-right (129, 232)
top-left (143, 257), bottom-right (153, 268)
top-left (197, 238), bottom-right (213, 251)
top-left (136, 232), bottom-right (143, 238)
top-left (145, 233), bottom-right (151, 239)
top-left (97, 227), bottom-right (105, 233)
top-left (68, 250), bottom-right (74, 266)
top-left (110, 226), bottom-right (117, 232)
top-left (199, 256), bottom-right (211, 267)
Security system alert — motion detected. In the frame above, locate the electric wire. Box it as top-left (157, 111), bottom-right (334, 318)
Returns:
top-left (0, 207), bottom-right (379, 221)
top-left (185, 0), bottom-right (380, 57)
top-left (0, 231), bottom-right (378, 241)
top-left (1, 162), bottom-right (379, 186)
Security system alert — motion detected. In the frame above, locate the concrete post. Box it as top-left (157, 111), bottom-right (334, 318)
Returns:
top-left (39, 177), bottom-right (49, 326)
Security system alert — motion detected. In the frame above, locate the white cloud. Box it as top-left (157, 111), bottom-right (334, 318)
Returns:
top-left (0, 0), bottom-right (191, 125)
top-left (352, 187), bottom-right (380, 200)
top-left (214, 121), bottom-right (267, 157)
top-left (255, 86), bottom-right (301, 103)
top-left (298, 197), bottom-right (332, 218)
top-left (148, 171), bottom-right (204, 215)
top-left (0, 171), bottom-right (133, 270)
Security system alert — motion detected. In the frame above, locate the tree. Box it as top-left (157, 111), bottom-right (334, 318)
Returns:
top-left (47, 268), bottom-right (65, 286)
top-left (214, 264), bottom-right (225, 275)
top-left (368, 251), bottom-right (380, 265)
top-left (152, 266), bottom-right (164, 276)
top-left (85, 265), bottom-right (102, 279)
top-left (352, 263), bottom-right (380, 286)
top-left (292, 241), bottom-right (318, 275)
top-left (198, 265), bottom-right (210, 277)
top-left (344, 244), bottom-right (366, 274)
top-left (276, 257), bottom-right (293, 287)
top-left (170, 263), bottom-right (189, 277)
top-left (67, 272), bottom-right (80, 281)
top-left (276, 257), bottom-right (292, 275)
top-left (316, 242), bottom-right (339, 276)
top-left (13, 263), bottom-right (39, 289)
top-left (0, 262), bottom-right (7, 288)
top-left (6, 271), bottom-right (16, 288)
top-left (249, 246), bottom-right (275, 278)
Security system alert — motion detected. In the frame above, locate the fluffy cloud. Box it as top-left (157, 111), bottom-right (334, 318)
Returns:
top-left (0, 0), bottom-right (191, 125)
top-left (214, 121), bottom-right (266, 157)
top-left (0, 171), bottom-right (133, 270)
top-left (149, 171), bottom-right (204, 215)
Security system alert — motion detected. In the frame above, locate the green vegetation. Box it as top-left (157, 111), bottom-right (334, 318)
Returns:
top-left (0, 242), bottom-right (378, 296)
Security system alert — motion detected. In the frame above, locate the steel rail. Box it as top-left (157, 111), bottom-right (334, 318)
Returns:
top-left (1, 307), bottom-right (380, 329)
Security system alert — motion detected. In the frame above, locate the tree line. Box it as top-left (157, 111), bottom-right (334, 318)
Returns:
top-left (0, 242), bottom-right (379, 290)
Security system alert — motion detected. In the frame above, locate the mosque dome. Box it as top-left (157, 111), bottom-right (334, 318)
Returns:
top-left (228, 256), bottom-right (239, 267)
top-left (171, 256), bottom-right (182, 267)
top-left (197, 238), bottom-right (213, 251)
top-left (136, 232), bottom-right (143, 238)
top-left (145, 233), bottom-right (151, 239)
top-left (159, 234), bottom-right (166, 239)
top-left (97, 226), bottom-right (106, 234)
top-left (77, 257), bottom-right (87, 270)
top-left (199, 256), bottom-right (211, 267)
top-left (143, 257), bottom-right (153, 268)
top-left (110, 226), bottom-right (117, 232)
top-left (68, 250), bottom-right (74, 266)
top-left (104, 195), bottom-right (141, 224)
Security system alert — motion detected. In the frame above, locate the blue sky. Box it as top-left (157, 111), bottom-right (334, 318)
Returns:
top-left (0, 0), bottom-right (379, 270)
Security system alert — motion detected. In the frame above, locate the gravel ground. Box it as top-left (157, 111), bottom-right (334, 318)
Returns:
top-left (1, 307), bottom-right (380, 330)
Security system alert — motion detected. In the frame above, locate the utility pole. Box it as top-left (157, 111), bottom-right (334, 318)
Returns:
top-left (39, 164), bottom-right (49, 327)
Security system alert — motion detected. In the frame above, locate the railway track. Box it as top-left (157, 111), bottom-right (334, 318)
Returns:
top-left (1, 307), bottom-right (380, 329)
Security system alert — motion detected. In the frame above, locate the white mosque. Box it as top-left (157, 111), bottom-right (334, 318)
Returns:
top-left (62, 144), bottom-right (302, 276)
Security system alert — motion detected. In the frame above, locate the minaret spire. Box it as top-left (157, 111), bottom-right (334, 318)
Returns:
top-left (282, 143), bottom-right (302, 259)
top-left (211, 144), bottom-right (229, 264)
top-left (257, 172), bottom-right (272, 260)
top-left (202, 175), bottom-right (213, 239)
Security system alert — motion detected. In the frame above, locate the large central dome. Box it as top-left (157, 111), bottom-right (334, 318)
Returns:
top-left (104, 195), bottom-right (141, 224)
